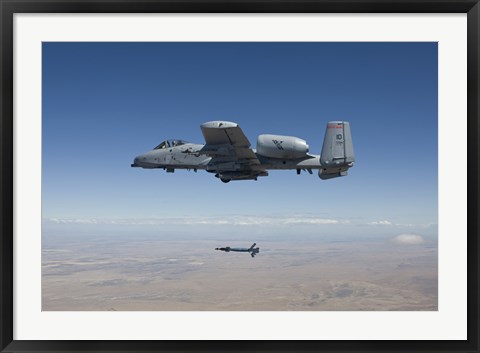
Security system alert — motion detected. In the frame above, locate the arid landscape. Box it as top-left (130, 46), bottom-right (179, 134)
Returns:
top-left (42, 233), bottom-right (437, 311)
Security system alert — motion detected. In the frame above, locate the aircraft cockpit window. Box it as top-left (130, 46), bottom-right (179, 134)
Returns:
top-left (168, 140), bottom-right (187, 147)
top-left (153, 141), bottom-right (168, 150)
top-left (154, 140), bottom-right (188, 149)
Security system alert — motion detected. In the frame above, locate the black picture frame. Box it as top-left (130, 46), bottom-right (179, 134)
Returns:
top-left (1, 1), bottom-right (478, 352)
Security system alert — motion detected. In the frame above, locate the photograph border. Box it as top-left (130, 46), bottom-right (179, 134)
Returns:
top-left (1, 1), bottom-right (479, 352)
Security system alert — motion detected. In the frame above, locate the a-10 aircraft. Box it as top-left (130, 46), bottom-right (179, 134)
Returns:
top-left (131, 120), bottom-right (354, 183)
top-left (215, 243), bottom-right (260, 258)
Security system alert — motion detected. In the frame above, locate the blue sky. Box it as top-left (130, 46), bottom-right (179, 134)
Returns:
top-left (42, 42), bottom-right (437, 238)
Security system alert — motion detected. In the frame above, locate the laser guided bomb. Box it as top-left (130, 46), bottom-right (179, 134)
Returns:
top-left (215, 243), bottom-right (260, 258)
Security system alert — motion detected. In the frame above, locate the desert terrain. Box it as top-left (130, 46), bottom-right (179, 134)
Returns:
top-left (42, 233), bottom-right (437, 311)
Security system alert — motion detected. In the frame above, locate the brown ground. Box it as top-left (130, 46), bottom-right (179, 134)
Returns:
top-left (42, 237), bottom-right (437, 311)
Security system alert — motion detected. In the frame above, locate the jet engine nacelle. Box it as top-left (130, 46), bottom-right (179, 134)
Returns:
top-left (256, 134), bottom-right (309, 159)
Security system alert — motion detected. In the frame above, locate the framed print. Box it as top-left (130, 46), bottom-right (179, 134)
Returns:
top-left (1, 0), bottom-right (479, 352)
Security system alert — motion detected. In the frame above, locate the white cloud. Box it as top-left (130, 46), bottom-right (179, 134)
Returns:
top-left (44, 216), bottom-right (340, 227)
top-left (282, 218), bottom-right (338, 225)
top-left (48, 218), bottom-right (99, 224)
top-left (392, 234), bottom-right (425, 245)
top-left (45, 217), bottom-right (435, 232)
top-left (368, 220), bottom-right (393, 226)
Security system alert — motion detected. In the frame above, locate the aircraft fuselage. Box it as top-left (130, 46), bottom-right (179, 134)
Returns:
top-left (131, 143), bottom-right (324, 171)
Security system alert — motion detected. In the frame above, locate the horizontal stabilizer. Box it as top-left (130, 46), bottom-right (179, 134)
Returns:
top-left (318, 170), bottom-right (348, 180)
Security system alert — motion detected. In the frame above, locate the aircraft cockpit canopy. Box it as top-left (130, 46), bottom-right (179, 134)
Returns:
top-left (154, 139), bottom-right (188, 150)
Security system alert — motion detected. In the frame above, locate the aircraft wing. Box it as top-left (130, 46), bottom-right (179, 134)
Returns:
top-left (199, 121), bottom-right (265, 175)
top-left (201, 121), bottom-right (251, 146)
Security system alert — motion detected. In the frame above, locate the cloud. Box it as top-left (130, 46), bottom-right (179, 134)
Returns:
top-left (48, 218), bottom-right (100, 224)
top-left (44, 216), bottom-right (340, 227)
top-left (45, 217), bottom-right (435, 232)
top-left (367, 220), bottom-right (393, 226)
top-left (282, 218), bottom-right (338, 225)
top-left (392, 234), bottom-right (425, 245)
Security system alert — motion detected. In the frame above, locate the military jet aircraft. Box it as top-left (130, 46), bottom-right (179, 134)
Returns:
top-left (131, 121), bottom-right (354, 183)
top-left (215, 243), bottom-right (260, 258)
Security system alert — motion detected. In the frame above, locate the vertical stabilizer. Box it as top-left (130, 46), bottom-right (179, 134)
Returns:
top-left (319, 121), bottom-right (355, 179)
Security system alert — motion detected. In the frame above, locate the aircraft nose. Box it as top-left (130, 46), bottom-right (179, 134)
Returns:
top-left (132, 152), bottom-right (157, 168)
top-left (131, 155), bottom-right (142, 167)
